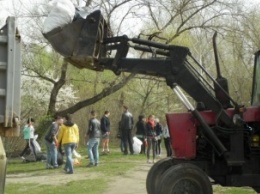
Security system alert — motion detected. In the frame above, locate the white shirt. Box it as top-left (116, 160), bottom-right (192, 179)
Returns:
top-left (29, 125), bottom-right (35, 139)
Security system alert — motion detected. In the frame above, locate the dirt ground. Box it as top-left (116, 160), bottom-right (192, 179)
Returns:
top-left (105, 163), bottom-right (151, 194)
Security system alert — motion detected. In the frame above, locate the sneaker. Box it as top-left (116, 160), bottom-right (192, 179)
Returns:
top-left (86, 163), bottom-right (94, 167)
top-left (147, 160), bottom-right (152, 164)
top-left (94, 163), bottom-right (98, 167)
top-left (20, 156), bottom-right (25, 160)
top-left (66, 171), bottom-right (73, 174)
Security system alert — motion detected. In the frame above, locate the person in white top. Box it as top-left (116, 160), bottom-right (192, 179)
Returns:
top-left (20, 118), bottom-right (37, 160)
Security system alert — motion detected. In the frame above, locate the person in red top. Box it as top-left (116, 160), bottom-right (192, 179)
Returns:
top-left (145, 115), bottom-right (157, 163)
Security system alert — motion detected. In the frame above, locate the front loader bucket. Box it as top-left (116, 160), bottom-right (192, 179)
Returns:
top-left (43, 10), bottom-right (108, 70)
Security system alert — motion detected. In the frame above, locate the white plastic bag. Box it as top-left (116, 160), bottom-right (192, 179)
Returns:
top-left (43, 0), bottom-right (75, 33)
top-left (73, 150), bottom-right (81, 165)
top-left (73, 150), bottom-right (82, 158)
top-left (32, 134), bottom-right (41, 153)
top-left (133, 136), bottom-right (143, 154)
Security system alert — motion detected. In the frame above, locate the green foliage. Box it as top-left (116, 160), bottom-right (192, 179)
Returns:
top-left (125, 77), bottom-right (182, 117)
top-left (35, 115), bottom-right (53, 141)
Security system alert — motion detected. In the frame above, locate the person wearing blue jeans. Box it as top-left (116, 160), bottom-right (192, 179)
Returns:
top-left (64, 143), bottom-right (76, 173)
top-left (88, 138), bottom-right (100, 166)
top-left (45, 115), bottom-right (63, 169)
top-left (58, 114), bottom-right (79, 174)
top-left (45, 141), bottom-right (58, 168)
top-left (86, 110), bottom-right (101, 167)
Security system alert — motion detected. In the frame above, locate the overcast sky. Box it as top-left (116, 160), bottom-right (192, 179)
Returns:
top-left (1, 0), bottom-right (260, 35)
top-left (1, 0), bottom-right (260, 22)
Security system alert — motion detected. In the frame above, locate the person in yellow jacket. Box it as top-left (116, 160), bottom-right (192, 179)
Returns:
top-left (57, 114), bottom-right (79, 174)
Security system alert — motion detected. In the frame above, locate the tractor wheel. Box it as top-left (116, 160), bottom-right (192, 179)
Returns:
top-left (156, 163), bottom-right (213, 194)
top-left (146, 157), bottom-right (173, 194)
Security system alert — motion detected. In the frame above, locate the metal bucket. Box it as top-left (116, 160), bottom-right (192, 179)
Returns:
top-left (43, 10), bottom-right (108, 70)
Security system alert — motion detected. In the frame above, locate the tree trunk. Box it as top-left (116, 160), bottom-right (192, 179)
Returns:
top-left (47, 59), bottom-right (68, 115)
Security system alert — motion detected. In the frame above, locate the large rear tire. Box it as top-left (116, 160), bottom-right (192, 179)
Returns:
top-left (156, 163), bottom-right (213, 194)
top-left (146, 158), bottom-right (173, 194)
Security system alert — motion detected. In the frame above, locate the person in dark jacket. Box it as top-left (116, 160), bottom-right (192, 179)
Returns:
top-left (120, 105), bottom-right (134, 155)
top-left (155, 118), bottom-right (163, 156)
top-left (45, 115), bottom-right (63, 169)
top-left (135, 114), bottom-right (147, 154)
top-left (101, 111), bottom-right (111, 154)
top-left (163, 123), bottom-right (172, 157)
top-left (86, 110), bottom-right (101, 167)
top-left (145, 115), bottom-right (157, 163)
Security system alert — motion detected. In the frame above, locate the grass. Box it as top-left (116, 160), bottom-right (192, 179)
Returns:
top-left (213, 185), bottom-right (256, 194)
top-left (4, 146), bottom-right (259, 194)
top-left (6, 179), bottom-right (107, 194)
top-left (5, 147), bottom-right (146, 194)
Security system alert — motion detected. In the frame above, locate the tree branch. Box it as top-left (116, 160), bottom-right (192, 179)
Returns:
top-left (23, 66), bottom-right (56, 84)
top-left (56, 73), bottom-right (136, 116)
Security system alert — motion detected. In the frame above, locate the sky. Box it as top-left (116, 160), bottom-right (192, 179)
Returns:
top-left (1, 0), bottom-right (260, 36)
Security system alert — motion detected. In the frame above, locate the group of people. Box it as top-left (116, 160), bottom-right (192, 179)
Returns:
top-left (44, 114), bottom-right (80, 174)
top-left (118, 106), bottom-right (173, 163)
top-left (20, 105), bottom-right (173, 174)
top-left (135, 114), bottom-right (172, 163)
top-left (20, 111), bottom-right (111, 174)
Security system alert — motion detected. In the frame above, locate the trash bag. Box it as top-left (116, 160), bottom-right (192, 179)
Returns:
top-left (73, 150), bottom-right (82, 158)
top-left (133, 136), bottom-right (143, 154)
top-left (43, 0), bottom-right (75, 34)
top-left (32, 134), bottom-right (41, 153)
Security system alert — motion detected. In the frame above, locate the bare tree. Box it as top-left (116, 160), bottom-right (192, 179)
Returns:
top-left (136, 0), bottom-right (241, 42)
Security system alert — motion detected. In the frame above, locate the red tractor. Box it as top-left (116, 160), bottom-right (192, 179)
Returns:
top-left (44, 10), bottom-right (260, 193)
